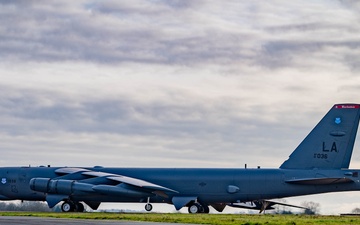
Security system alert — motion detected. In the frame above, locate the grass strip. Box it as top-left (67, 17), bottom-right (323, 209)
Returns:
top-left (0, 212), bottom-right (360, 225)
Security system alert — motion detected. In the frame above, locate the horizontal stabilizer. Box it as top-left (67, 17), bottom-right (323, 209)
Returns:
top-left (285, 177), bottom-right (354, 185)
top-left (228, 200), bottom-right (307, 212)
top-left (267, 201), bottom-right (307, 210)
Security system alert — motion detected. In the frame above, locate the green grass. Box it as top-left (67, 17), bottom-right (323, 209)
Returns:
top-left (0, 212), bottom-right (360, 225)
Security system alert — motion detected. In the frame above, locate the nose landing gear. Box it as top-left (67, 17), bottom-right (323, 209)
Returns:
top-left (144, 197), bottom-right (153, 212)
top-left (145, 203), bottom-right (153, 211)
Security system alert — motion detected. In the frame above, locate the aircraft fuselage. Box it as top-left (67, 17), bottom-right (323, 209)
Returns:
top-left (1, 166), bottom-right (359, 205)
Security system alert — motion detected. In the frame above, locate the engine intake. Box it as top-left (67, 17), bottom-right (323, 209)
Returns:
top-left (29, 178), bottom-right (50, 193)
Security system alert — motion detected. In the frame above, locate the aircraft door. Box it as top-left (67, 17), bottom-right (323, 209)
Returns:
top-left (18, 168), bottom-right (27, 184)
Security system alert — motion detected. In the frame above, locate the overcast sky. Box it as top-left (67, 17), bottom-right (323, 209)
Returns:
top-left (1, 0), bottom-right (360, 214)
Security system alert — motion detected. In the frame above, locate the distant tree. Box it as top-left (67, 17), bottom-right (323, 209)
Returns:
top-left (274, 199), bottom-right (294, 214)
top-left (276, 209), bottom-right (293, 214)
top-left (351, 207), bottom-right (360, 214)
top-left (301, 201), bottom-right (320, 215)
top-left (0, 202), bottom-right (16, 211)
top-left (19, 201), bottom-right (51, 211)
top-left (0, 201), bottom-right (51, 212)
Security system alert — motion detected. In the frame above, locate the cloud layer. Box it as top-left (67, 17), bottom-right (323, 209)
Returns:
top-left (1, 0), bottom-right (360, 214)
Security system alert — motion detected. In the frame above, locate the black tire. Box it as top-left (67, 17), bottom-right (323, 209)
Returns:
top-left (188, 203), bottom-right (201, 214)
top-left (75, 202), bottom-right (85, 212)
top-left (61, 201), bottom-right (75, 212)
top-left (145, 203), bottom-right (153, 212)
top-left (201, 204), bottom-right (210, 214)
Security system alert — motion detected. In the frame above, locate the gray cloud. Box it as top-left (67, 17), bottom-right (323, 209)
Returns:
top-left (0, 83), bottom-right (310, 168)
top-left (260, 40), bottom-right (360, 69)
top-left (1, 0), bottom-right (357, 71)
top-left (0, 84), bottom-right (256, 135)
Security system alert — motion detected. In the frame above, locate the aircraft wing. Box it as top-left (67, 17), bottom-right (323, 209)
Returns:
top-left (54, 168), bottom-right (178, 193)
top-left (55, 167), bottom-right (91, 174)
top-left (228, 200), bottom-right (307, 213)
top-left (82, 171), bottom-right (178, 193)
top-left (30, 167), bottom-right (178, 209)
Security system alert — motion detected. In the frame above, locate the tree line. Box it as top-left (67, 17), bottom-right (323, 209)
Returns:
top-left (0, 201), bottom-right (52, 212)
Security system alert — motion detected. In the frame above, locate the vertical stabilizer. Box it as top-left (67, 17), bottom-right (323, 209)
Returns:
top-left (280, 104), bottom-right (360, 169)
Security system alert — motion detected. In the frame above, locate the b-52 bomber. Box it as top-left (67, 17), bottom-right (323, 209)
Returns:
top-left (0, 103), bottom-right (360, 213)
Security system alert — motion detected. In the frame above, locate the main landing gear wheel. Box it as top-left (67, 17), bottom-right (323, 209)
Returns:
top-left (188, 203), bottom-right (202, 214)
top-left (61, 201), bottom-right (75, 212)
top-left (75, 202), bottom-right (85, 212)
top-left (145, 203), bottom-right (153, 212)
top-left (188, 203), bottom-right (209, 214)
top-left (61, 201), bottom-right (85, 212)
top-left (201, 204), bottom-right (210, 213)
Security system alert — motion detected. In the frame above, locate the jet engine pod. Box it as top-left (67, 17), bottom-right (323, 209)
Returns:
top-left (29, 178), bottom-right (50, 193)
top-left (30, 178), bottom-right (74, 195)
top-left (48, 179), bottom-right (74, 195)
top-left (30, 178), bottom-right (95, 195)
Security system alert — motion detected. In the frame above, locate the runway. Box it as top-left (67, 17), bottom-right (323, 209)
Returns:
top-left (0, 216), bottom-right (195, 225)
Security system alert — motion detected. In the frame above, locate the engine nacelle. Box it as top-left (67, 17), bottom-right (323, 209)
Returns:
top-left (30, 178), bottom-right (94, 195)
top-left (29, 178), bottom-right (51, 193)
top-left (30, 178), bottom-right (152, 197)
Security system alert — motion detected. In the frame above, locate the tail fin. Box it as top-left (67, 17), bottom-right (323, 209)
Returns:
top-left (280, 104), bottom-right (360, 169)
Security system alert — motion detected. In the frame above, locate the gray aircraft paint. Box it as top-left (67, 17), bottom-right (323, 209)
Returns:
top-left (0, 103), bottom-right (359, 213)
